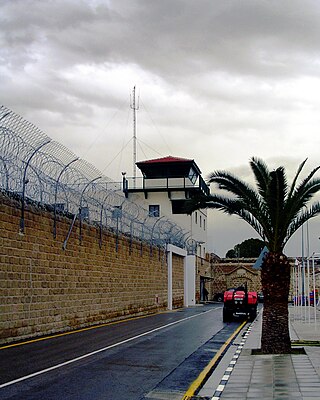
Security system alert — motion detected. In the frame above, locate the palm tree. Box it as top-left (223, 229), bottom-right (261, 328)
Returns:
top-left (192, 157), bottom-right (320, 354)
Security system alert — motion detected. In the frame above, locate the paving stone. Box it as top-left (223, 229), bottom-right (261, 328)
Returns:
top-left (198, 308), bottom-right (320, 400)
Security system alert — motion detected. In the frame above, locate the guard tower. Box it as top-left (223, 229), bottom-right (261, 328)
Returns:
top-left (123, 155), bottom-right (210, 256)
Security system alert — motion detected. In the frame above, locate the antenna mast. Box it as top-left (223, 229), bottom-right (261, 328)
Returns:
top-left (130, 86), bottom-right (139, 187)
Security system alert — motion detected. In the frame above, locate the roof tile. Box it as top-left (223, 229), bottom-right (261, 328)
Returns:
top-left (138, 155), bottom-right (193, 164)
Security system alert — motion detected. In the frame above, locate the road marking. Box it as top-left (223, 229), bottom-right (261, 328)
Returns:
top-left (210, 316), bottom-right (258, 399)
top-left (182, 320), bottom-right (247, 400)
top-left (0, 310), bottom-right (175, 350)
top-left (0, 308), bottom-right (217, 389)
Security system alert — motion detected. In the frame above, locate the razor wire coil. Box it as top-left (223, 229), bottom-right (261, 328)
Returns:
top-left (0, 105), bottom-right (193, 251)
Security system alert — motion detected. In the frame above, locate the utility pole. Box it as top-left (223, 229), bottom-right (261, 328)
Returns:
top-left (130, 86), bottom-right (139, 188)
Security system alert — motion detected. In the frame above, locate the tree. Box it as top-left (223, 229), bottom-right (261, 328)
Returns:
top-left (190, 157), bottom-right (320, 353)
top-left (226, 238), bottom-right (265, 258)
top-left (225, 248), bottom-right (236, 258)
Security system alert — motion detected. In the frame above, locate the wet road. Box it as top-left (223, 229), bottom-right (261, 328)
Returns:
top-left (0, 304), bottom-right (240, 400)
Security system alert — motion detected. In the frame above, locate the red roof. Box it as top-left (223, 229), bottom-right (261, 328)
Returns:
top-left (137, 156), bottom-right (194, 164)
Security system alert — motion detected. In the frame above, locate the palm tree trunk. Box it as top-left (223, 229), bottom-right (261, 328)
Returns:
top-left (260, 252), bottom-right (291, 354)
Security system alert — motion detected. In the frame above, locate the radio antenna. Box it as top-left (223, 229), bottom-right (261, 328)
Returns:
top-left (130, 86), bottom-right (139, 187)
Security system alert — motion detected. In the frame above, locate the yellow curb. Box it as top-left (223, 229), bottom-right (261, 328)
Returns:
top-left (181, 320), bottom-right (247, 400)
top-left (0, 309), bottom-right (177, 350)
top-left (291, 340), bottom-right (320, 346)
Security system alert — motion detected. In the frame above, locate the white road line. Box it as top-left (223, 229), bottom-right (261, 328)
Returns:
top-left (0, 308), bottom-right (217, 389)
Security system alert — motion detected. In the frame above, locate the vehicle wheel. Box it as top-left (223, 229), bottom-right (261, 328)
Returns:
top-left (223, 308), bottom-right (231, 322)
top-left (217, 294), bottom-right (223, 302)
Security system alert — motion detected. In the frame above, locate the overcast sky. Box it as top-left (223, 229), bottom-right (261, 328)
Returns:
top-left (2, 0), bottom-right (320, 257)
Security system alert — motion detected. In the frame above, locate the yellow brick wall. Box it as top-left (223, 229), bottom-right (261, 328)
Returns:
top-left (0, 193), bottom-right (184, 344)
top-left (172, 254), bottom-right (184, 308)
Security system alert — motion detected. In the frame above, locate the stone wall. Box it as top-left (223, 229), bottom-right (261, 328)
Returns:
top-left (0, 192), bottom-right (184, 344)
top-left (211, 258), bottom-right (261, 295)
top-left (172, 254), bottom-right (184, 308)
top-left (211, 256), bottom-right (300, 299)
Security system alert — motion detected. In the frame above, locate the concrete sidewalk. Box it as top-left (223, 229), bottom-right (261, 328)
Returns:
top-left (197, 305), bottom-right (320, 399)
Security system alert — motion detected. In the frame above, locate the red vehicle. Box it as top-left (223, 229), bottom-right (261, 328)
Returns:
top-left (223, 285), bottom-right (258, 322)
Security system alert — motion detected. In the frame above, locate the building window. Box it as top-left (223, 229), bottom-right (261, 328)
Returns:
top-left (203, 219), bottom-right (206, 231)
top-left (195, 211), bottom-right (198, 224)
top-left (200, 215), bottom-right (202, 228)
top-left (149, 205), bottom-right (160, 217)
top-left (188, 167), bottom-right (197, 184)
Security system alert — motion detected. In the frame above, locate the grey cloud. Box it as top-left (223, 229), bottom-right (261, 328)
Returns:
top-left (3, 0), bottom-right (320, 79)
top-left (106, 0), bottom-right (320, 80)
top-left (2, 0), bottom-right (320, 256)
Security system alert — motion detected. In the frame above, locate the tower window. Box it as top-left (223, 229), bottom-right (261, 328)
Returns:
top-left (188, 167), bottom-right (197, 184)
top-left (149, 205), bottom-right (160, 217)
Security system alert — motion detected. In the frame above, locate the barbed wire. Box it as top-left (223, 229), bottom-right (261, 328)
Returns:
top-left (0, 105), bottom-right (194, 252)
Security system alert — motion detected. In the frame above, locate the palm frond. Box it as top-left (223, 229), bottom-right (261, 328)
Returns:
top-left (237, 209), bottom-right (265, 239)
top-left (206, 194), bottom-right (269, 241)
top-left (209, 170), bottom-right (262, 211)
top-left (209, 169), bottom-right (273, 239)
top-left (182, 193), bottom-right (214, 214)
top-left (201, 159), bottom-right (320, 254)
top-left (203, 194), bottom-right (244, 214)
top-left (280, 164), bottom-right (320, 246)
top-left (267, 167), bottom-right (288, 248)
top-left (287, 158), bottom-right (308, 200)
top-left (294, 178), bottom-right (320, 205)
top-left (250, 157), bottom-right (270, 199)
top-left (284, 201), bottom-right (320, 245)
top-left (284, 178), bottom-right (320, 229)
top-left (296, 165), bottom-right (320, 194)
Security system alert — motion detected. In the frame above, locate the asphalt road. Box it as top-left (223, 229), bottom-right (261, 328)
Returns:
top-left (0, 304), bottom-right (240, 400)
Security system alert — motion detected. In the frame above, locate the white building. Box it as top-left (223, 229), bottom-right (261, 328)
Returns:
top-left (123, 155), bottom-right (210, 258)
